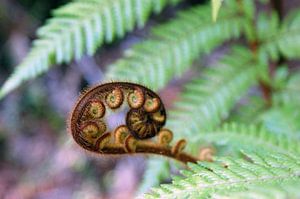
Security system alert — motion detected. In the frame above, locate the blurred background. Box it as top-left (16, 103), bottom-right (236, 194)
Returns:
top-left (0, 0), bottom-right (300, 199)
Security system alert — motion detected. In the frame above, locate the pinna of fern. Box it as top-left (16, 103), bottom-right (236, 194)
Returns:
top-left (258, 10), bottom-right (300, 64)
top-left (167, 46), bottom-right (259, 155)
top-left (143, 151), bottom-right (300, 199)
top-left (272, 71), bottom-right (300, 106)
top-left (105, 2), bottom-right (248, 91)
top-left (0, 0), bottom-right (181, 99)
top-left (201, 122), bottom-right (300, 157)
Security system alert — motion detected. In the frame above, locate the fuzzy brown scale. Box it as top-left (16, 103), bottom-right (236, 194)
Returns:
top-left (68, 82), bottom-right (204, 164)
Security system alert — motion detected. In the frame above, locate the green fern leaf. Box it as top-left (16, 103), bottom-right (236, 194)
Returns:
top-left (228, 96), bottom-right (266, 124)
top-left (105, 4), bottom-right (246, 90)
top-left (259, 105), bottom-right (300, 139)
top-left (168, 46), bottom-right (259, 154)
top-left (202, 123), bottom-right (300, 157)
top-left (0, 0), bottom-right (180, 99)
top-left (143, 151), bottom-right (300, 199)
top-left (259, 10), bottom-right (300, 63)
top-left (273, 71), bottom-right (300, 106)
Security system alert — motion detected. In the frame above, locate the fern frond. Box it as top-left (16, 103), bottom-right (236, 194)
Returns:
top-left (259, 105), bottom-right (300, 139)
top-left (228, 96), bottom-right (266, 124)
top-left (0, 0), bottom-right (180, 99)
top-left (273, 71), bottom-right (300, 106)
top-left (218, 179), bottom-right (300, 199)
top-left (144, 151), bottom-right (300, 199)
top-left (259, 10), bottom-right (300, 63)
top-left (167, 46), bottom-right (258, 154)
top-left (202, 123), bottom-right (300, 156)
top-left (105, 3), bottom-right (246, 90)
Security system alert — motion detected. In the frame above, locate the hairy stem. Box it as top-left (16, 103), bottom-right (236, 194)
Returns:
top-left (101, 142), bottom-right (198, 164)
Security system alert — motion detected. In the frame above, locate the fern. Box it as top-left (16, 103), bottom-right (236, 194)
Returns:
top-left (105, 2), bottom-right (249, 90)
top-left (273, 71), bottom-right (300, 106)
top-left (202, 123), bottom-right (300, 157)
top-left (259, 105), bottom-right (300, 139)
top-left (228, 96), bottom-right (266, 124)
top-left (168, 46), bottom-right (258, 154)
top-left (218, 181), bottom-right (300, 199)
top-left (0, 0), bottom-right (181, 99)
top-left (144, 151), bottom-right (300, 198)
top-left (2, 0), bottom-right (300, 197)
top-left (259, 10), bottom-right (300, 63)
top-left (254, 70), bottom-right (300, 139)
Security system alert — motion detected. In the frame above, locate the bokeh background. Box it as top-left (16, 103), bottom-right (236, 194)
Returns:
top-left (0, 0), bottom-right (300, 199)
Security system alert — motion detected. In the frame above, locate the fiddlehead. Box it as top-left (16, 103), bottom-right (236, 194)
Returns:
top-left (68, 82), bottom-right (202, 164)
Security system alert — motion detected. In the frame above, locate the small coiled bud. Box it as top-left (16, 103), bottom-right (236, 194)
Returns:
top-left (88, 100), bottom-right (105, 118)
top-left (124, 135), bottom-right (137, 153)
top-left (127, 88), bottom-right (145, 109)
top-left (157, 129), bottom-right (173, 145)
top-left (95, 133), bottom-right (111, 151)
top-left (144, 98), bottom-right (160, 112)
top-left (106, 87), bottom-right (123, 109)
top-left (172, 139), bottom-right (187, 156)
top-left (114, 125), bottom-right (130, 144)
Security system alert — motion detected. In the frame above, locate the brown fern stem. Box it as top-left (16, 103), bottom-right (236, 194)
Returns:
top-left (100, 142), bottom-right (198, 164)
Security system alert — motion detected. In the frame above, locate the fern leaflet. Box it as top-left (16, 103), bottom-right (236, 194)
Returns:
top-left (105, 3), bottom-right (247, 90)
top-left (202, 123), bottom-right (300, 157)
top-left (144, 151), bottom-right (300, 199)
top-left (168, 46), bottom-right (259, 154)
top-left (0, 0), bottom-right (181, 99)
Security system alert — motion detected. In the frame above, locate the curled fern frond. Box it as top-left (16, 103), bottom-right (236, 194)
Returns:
top-left (0, 0), bottom-right (181, 99)
top-left (144, 151), bottom-right (300, 199)
top-left (105, 3), bottom-right (246, 90)
top-left (137, 46), bottom-right (259, 193)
